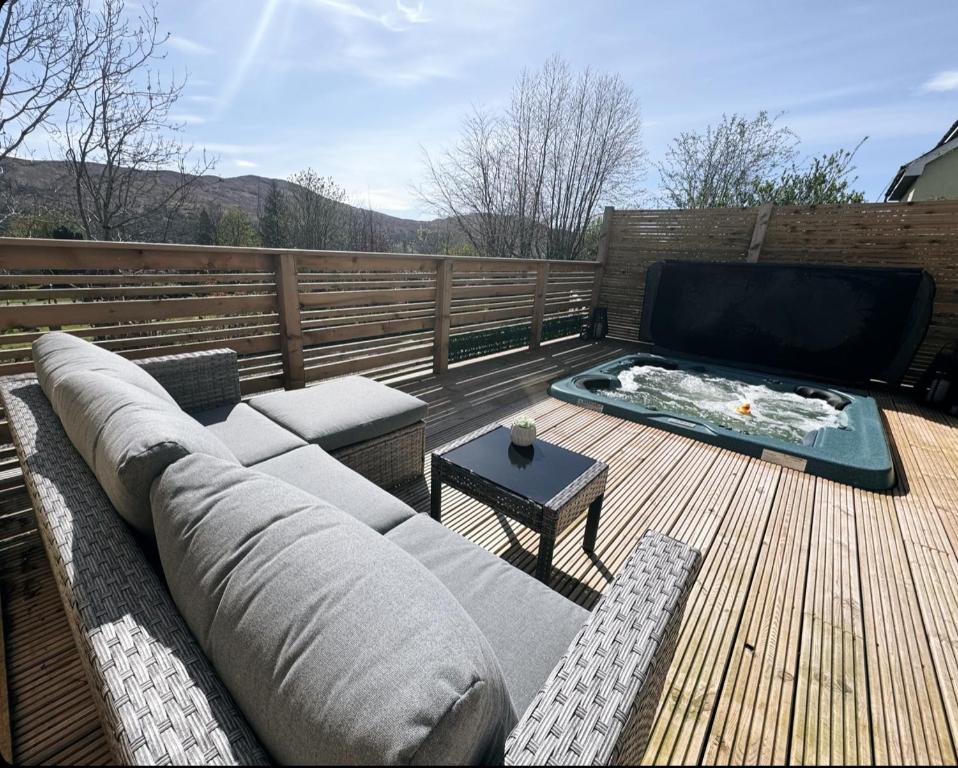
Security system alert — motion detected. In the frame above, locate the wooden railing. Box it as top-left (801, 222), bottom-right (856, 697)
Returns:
top-left (0, 238), bottom-right (599, 395)
top-left (599, 200), bottom-right (958, 386)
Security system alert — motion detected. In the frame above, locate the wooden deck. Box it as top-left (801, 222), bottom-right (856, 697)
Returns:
top-left (2, 338), bottom-right (958, 765)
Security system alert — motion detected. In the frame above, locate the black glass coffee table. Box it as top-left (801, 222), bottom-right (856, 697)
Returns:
top-left (430, 424), bottom-right (608, 584)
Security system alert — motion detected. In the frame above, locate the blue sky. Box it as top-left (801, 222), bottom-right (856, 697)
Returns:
top-left (145, 0), bottom-right (956, 219)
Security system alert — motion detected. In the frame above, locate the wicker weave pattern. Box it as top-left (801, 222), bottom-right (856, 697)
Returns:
top-left (0, 376), bottom-right (268, 766)
top-left (3, 343), bottom-right (698, 766)
top-left (331, 420), bottom-right (425, 489)
top-left (135, 349), bottom-right (242, 413)
top-left (504, 531), bottom-right (701, 765)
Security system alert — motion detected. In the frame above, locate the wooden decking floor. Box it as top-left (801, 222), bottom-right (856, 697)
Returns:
top-left (2, 338), bottom-right (958, 765)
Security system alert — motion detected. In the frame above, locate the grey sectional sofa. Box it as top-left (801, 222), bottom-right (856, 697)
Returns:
top-left (0, 333), bottom-right (701, 766)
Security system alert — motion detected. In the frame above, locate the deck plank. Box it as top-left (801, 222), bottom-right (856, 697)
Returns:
top-left (703, 469), bottom-right (815, 765)
top-left (1, 339), bottom-right (958, 765)
top-left (881, 396), bottom-right (958, 759)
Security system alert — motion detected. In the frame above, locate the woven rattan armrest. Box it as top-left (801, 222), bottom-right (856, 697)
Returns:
top-left (504, 530), bottom-right (701, 766)
top-left (0, 376), bottom-right (268, 765)
top-left (135, 348), bottom-right (241, 413)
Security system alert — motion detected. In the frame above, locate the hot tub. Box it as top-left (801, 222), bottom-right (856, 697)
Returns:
top-left (549, 353), bottom-right (894, 490)
top-left (550, 261), bottom-right (936, 490)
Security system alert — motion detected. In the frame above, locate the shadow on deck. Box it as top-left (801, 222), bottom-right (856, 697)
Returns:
top-left (3, 337), bottom-right (958, 765)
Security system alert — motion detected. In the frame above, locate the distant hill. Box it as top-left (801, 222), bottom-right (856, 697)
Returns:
top-left (0, 156), bottom-right (464, 251)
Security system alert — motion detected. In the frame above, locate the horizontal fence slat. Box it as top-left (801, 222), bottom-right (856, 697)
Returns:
top-left (299, 287), bottom-right (436, 308)
top-left (303, 316), bottom-right (434, 345)
top-left (0, 295), bottom-right (277, 329)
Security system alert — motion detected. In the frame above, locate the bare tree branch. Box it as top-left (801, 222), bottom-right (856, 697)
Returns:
top-left (285, 169), bottom-right (348, 250)
top-left (57, 0), bottom-right (213, 241)
top-left (0, 0), bottom-right (110, 163)
top-left (419, 55), bottom-right (643, 260)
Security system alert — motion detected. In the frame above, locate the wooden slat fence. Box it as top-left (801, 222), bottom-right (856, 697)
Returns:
top-left (0, 239), bottom-right (598, 402)
top-left (0, 243), bottom-right (285, 393)
top-left (598, 200), bottom-right (958, 385)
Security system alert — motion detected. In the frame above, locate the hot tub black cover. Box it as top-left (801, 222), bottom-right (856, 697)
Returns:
top-left (640, 260), bottom-right (935, 385)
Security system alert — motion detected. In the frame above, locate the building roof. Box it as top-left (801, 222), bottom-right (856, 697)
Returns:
top-left (885, 118), bottom-right (958, 201)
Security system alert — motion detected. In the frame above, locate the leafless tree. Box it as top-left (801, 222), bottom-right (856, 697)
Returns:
top-left (0, 0), bottom-right (109, 162)
top-left (344, 199), bottom-right (389, 252)
top-left (0, 0), bottom-right (114, 225)
top-left (656, 112), bottom-right (798, 208)
top-left (59, 0), bottom-right (212, 241)
top-left (285, 169), bottom-right (348, 250)
top-left (419, 56), bottom-right (643, 260)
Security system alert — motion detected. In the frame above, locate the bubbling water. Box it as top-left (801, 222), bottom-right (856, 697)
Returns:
top-left (607, 365), bottom-right (847, 444)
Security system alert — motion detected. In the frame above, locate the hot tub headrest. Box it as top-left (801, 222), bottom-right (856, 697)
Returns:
top-left (640, 261), bottom-right (935, 385)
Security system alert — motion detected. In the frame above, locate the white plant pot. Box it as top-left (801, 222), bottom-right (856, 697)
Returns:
top-left (510, 423), bottom-right (536, 447)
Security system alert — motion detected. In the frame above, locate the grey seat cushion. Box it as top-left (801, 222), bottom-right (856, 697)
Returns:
top-left (33, 331), bottom-right (176, 406)
top-left (251, 445), bottom-right (414, 533)
top-left (152, 454), bottom-right (516, 765)
top-left (248, 376), bottom-right (428, 451)
top-left (194, 403), bottom-right (306, 466)
top-left (50, 371), bottom-right (238, 535)
top-left (386, 515), bottom-right (589, 716)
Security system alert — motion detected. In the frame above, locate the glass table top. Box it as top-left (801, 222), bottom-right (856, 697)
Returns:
top-left (441, 426), bottom-right (598, 505)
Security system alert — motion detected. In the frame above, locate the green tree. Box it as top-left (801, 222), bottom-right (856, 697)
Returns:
top-left (657, 112), bottom-right (866, 208)
top-left (748, 142), bottom-right (866, 206)
top-left (194, 208), bottom-right (216, 245)
top-left (656, 112), bottom-right (797, 208)
top-left (259, 180), bottom-right (286, 247)
top-left (216, 208), bottom-right (259, 247)
top-left (3, 211), bottom-right (84, 239)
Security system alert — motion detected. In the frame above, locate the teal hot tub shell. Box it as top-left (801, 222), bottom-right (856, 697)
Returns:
top-left (548, 353), bottom-right (895, 490)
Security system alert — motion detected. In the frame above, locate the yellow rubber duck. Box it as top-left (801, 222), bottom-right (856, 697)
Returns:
top-left (736, 402), bottom-right (752, 416)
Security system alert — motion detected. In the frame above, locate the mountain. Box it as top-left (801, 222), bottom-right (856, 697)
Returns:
top-left (0, 156), bottom-right (463, 251)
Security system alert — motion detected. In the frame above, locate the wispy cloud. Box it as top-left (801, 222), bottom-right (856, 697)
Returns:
top-left (235, 159), bottom-right (259, 168)
top-left (922, 69), bottom-right (958, 92)
top-left (277, 0), bottom-right (522, 87)
top-left (171, 113), bottom-right (208, 125)
top-left (273, 47), bottom-right (455, 86)
top-left (168, 34), bottom-right (214, 56)
top-left (304, 0), bottom-right (432, 32)
top-left (203, 141), bottom-right (280, 156)
top-left (396, 1), bottom-right (429, 24)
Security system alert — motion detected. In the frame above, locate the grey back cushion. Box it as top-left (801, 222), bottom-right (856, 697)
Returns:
top-left (52, 371), bottom-right (238, 536)
top-left (152, 453), bottom-right (516, 765)
top-left (33, 331), bottom-right (176, 406)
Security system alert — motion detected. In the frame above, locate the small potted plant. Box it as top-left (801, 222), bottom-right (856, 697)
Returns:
top-left (510, 415), bottom-right (537, 447)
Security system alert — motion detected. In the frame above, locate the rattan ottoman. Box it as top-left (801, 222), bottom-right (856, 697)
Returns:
top-left (430, 423), bottom-right (608, 584)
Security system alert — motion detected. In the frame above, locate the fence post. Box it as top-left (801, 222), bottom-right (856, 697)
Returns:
top-left (589, 206), bottom-right (614, 314)
top-left (275, 252), bottom-right (306, 389)
top-left (433, 258), bottom-right (452, 374)
top-left (530, 261), bottom-right (549, 351)
top-left (747, 203), bottom-right (774, 262)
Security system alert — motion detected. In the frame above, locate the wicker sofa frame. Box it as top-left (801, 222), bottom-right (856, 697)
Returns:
top-left (332, 420), bottom-right (425, 490)
top-left (0, 348), bottom-right (701, 766)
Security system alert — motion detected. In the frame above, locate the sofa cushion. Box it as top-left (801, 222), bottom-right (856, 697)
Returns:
top-left (51, 371), bottom-right (238, 535)
top-left (251, 445), bottom-right (414, 533)
top-left (33, 331), bottom-right (176, 406)
top-left (386, 514), bottom-right (589, 716)
top-left (194, 403), bottom-right (306, 466)
top-left (248, 375), bottom-right (428, 451)
top-left (152, 454), bottom-right (516, 765)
